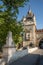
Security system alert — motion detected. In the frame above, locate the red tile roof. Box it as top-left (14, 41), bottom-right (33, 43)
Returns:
top-left (36, 29), bottom-right (43, 33)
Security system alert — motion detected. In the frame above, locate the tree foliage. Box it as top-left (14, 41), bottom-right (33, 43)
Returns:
top-left (0, 0), bottom-right (29, 49)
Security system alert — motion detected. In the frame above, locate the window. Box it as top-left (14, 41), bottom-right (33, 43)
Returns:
top-left (25, 33), bottom-right (30, 41)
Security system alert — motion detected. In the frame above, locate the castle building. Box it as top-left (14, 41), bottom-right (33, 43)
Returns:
top-left (22, 9), bottom-right (43, 47)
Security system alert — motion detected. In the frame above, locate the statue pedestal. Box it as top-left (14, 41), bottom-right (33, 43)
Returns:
top-left (3, 31), bottom-right (16, 63)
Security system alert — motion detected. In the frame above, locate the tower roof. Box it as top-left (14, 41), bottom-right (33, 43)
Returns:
top-left (27, 9), bottom-right (34, 17)
top-left (26, 8), bottom-right (34, 21)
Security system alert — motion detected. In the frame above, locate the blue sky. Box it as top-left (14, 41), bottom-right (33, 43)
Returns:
top-left (17, 0), bottom-right (43, 29)
top-left (0, 0), bottom-right (43, 29)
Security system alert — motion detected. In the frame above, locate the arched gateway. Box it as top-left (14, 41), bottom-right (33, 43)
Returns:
top-left (36, 30), bottom-right (43, 47)
top-left (39, 39), bottom-right (43, 48)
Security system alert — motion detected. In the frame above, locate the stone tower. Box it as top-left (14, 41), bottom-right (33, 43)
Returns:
top-left (22, 9), bottom-right (36, 47)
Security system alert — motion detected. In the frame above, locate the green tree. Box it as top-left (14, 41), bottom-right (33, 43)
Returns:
top-left (0, 0), bottom-right (29, 49)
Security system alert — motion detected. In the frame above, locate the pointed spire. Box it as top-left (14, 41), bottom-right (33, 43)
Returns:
top-left (27, 4), bottom-right (33, 17)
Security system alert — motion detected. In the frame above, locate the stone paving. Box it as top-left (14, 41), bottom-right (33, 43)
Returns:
top-left (31, 49), bottom-right (43, 55)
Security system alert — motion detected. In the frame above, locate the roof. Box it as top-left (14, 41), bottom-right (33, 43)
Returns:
top-left (26, 9), bottom-right (34, 21)
top-left (36, 29), bottom-right (43, 33)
